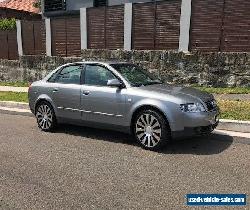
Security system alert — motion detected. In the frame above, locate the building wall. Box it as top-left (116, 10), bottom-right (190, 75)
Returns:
top-left (66, 0), bottom-right (93, 10)
top-left (62, 0), bottom-right (155, 11)
top-left (108, 0), bottom-right (154, 6)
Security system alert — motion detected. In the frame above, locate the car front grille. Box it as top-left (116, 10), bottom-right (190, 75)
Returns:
top-left (205, 99), bottom-right (217, 111)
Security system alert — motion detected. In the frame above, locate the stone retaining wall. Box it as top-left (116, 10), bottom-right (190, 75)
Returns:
top-left (0, 50), bottom-right (249, 87)
top-left (82, 50), bottom-right (250, 87)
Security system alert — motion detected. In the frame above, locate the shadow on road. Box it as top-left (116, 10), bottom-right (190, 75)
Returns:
top-left (159, 134), bottom-right (233, 155)
top-left (55, 124), bottom-right (233, 155)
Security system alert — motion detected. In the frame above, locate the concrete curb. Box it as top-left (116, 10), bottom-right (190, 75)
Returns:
top-left (217, 119), bottom-right (250, 133)
top-left (0, 101), bottom-right (249, 133)
top-left (0, 106), bottom-right (33, 117)
top-left (0, 101), bottom-right (32, 117)
top-left (0, 101), bottom-right (29, 109)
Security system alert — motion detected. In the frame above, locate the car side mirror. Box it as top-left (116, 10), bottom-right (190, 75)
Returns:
top-left (107, 79), bottom-right (123, 88)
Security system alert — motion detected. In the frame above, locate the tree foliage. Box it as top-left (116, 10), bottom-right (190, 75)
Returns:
top-left (0, 18), bottom-right (16, 30)
top-left (33, 0), bottom-right (41, 9)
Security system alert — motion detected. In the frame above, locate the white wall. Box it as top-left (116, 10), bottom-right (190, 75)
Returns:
top-left (108, 0), bottom-right (153, 6)
top-left (67, 0), bottom-right (155, 10)
top-left (66, 0), bottom-right (93, 10)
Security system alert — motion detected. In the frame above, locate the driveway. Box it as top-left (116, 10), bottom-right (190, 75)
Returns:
top-left (0, 113), bottom-right (249, 209)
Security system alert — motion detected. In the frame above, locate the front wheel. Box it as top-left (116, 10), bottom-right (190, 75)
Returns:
top-left (133, 109), bottom-right (171, 150)
top-left (35, 101), bottom-right (56, 132)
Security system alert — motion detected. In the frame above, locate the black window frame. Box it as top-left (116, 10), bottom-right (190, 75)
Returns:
top-left (94, 0), bottom-right (107, 7)
top-left (44, 0), bottom-right (66, 12)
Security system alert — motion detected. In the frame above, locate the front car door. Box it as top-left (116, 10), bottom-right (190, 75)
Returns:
top-left (81, 64), bottom-right (127, 126)
top-left (48, 64), bottom-right (83, 120)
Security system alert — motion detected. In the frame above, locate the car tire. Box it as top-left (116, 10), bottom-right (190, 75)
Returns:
top-left (133, 109), bottom-right (171, 150)
top-left (35, 101), bottom-right (57, 132)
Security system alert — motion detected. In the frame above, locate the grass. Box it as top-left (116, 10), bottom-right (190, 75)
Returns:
top-left (194, 86), bottom-right (250, 94)
top-left (0, 92), bottom-right (28, 103)
top-left (0, 81), bottom-right (29, 87)
top-left (217, 99), bottom-right (250, 121)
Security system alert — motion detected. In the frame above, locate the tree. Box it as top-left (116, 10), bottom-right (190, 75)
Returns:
top-left (33, 0), bottom-right (41, 9)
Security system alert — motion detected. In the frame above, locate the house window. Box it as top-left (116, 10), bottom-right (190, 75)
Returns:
top-left (94, 0), bottom-right (107, 7)
top-left (44, 0), bottom-right (66, 12)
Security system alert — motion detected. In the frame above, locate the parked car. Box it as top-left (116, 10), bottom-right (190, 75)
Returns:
top-left (28, 61), bottom-right (219, 150)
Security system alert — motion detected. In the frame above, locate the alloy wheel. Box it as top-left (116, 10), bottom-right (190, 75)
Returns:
top-left (135, 113), bottom-right (162, 148)
top-left (36, 104), bottom-right (53, 130)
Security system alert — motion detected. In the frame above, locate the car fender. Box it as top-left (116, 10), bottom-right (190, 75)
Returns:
top-left (128, 98), bottom-right (178, 130)
top-left (35, 94), bottom-right (58, 116)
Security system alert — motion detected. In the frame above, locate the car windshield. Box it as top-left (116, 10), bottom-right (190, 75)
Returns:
top-left (111, 64), bottom-right (162, 87)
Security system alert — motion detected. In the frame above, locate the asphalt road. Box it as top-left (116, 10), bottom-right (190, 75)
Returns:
top-left (0, 113), bottom-right (249, 210)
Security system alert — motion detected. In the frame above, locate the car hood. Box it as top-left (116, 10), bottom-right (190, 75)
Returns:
top-left (137, 84), bottom-right (213, 102)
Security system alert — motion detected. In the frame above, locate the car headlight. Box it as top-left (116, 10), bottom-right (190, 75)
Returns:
top-left (180, 102), bottom-right (206, 113)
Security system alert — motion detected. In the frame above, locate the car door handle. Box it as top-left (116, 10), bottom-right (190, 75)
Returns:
top-left (52, 88), bottom-right (59, 92)
top-left (83, 91), bottom-right (90, 95)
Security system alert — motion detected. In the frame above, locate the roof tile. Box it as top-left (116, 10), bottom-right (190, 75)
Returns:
top-left (0, 0), bottom-right (39, 14)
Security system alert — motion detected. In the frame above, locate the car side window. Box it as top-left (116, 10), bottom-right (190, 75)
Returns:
top-left (54, 65), bottom-right (82, 85)
top-left (84, 65), bottom-right (116, 86)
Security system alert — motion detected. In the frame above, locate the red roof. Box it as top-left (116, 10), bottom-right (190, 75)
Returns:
top-left (0, 0), bottom-right (39, 14)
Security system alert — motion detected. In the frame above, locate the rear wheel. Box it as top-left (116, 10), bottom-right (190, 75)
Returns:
top-left (35, 101), bottom-right (56, 131)
top-left (133, 109), bottom-right (171, 150)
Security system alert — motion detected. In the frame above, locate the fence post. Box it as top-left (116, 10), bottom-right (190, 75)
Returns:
top-left (16, 20), bottom-right (23, 56)
top-left (178, 0), bottom-right (192, 52)
top-left (80, 8), bottom-right (88, 50)
top-left (45, 18), bottom-right (52, 56)
top-left (124, 3), bottom-right (133, 51)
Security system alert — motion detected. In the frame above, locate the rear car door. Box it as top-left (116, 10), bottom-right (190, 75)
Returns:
top-left (81, 64), bottom-right (127, 126)
top-left (49, 64), bottom-right (83, 120)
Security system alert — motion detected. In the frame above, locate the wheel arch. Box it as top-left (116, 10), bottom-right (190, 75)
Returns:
top-left (35, 95), bottom-right (57, 115)
top-left (130, 104), bottom-right (171, 133)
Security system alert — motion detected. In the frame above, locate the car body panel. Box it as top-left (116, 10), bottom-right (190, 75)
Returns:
top-left (81, 84), bottom-right (127, 126)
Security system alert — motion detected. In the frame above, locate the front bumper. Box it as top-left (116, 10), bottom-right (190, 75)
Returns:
top-left (171, 109), bottom-right (220, 139)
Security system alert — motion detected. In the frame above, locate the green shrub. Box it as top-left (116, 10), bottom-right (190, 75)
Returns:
top-left (0, 18), bottom-right (16, 30)
top-left (33, 0), bottom-right (41, 9)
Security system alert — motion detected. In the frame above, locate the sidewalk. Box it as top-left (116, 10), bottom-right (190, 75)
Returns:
top-left (0, 86), bottom-right (28, 92)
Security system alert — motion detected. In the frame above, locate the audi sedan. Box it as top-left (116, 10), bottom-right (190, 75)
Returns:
top-left (28, 61), bottom-right (219, 150)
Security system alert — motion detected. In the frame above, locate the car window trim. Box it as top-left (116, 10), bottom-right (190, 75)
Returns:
top-left (82, 64), bottom-right (125, 88)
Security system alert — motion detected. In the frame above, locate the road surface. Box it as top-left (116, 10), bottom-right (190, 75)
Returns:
top-left (0, 113), bottom-right (249, 209)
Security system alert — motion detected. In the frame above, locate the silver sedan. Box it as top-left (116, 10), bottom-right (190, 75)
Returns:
top-left (28, 61), bottom-right (219, 150)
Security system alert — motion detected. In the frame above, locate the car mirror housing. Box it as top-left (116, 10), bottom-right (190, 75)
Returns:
top-left (107, 79), bottom-right (123, 88)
